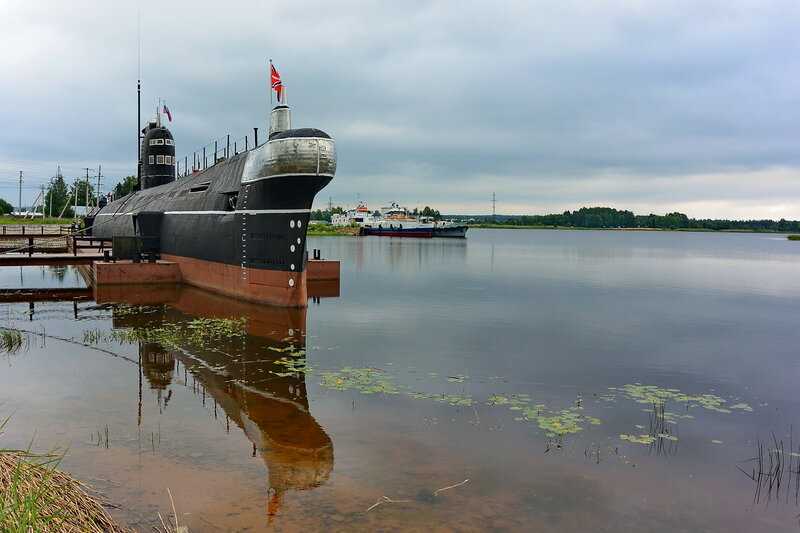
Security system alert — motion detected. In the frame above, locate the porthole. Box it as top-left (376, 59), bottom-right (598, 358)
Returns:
top-left (290, 220), bottom-right (295, 229)
top-left (296, 237), bottom-right (301, 244)
top-left (290, 244), bottom-right (296, 252)
top-left (290, 263), bottom-right (295, 271)
top-left (297, 220), bottom-right (303, 228)
top-left (288, 278), bottom-right (295, 287)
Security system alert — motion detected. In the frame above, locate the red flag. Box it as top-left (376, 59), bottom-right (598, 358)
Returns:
top-left (162, 104), bottom-right (172, 122)
top-left (270, 63), bottom-right (283, 102)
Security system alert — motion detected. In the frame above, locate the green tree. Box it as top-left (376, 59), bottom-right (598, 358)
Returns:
top-left (113, 175), bottom-right (138, 199)
top-left (44, 175), bottom-right (74, 218)
top-left (0, 198), bottom-right (12, 214)
top-left (420, 206), bottom-right (441, 220)
top-left (309, 206), bottom-right (345, 222)
top-left (69, 180), bottom-right (97, 208)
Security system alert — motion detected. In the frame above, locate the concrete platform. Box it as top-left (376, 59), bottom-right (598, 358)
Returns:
top-left (93, 260), bottom-right (182, 285)
top-left (307, 259), bottom-right (340, 281)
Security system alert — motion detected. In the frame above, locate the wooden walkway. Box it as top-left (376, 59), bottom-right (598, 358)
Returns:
top-left (0, 287), bottom-right (93, 302)
top-left (0, 252), bottom-right (104, 266)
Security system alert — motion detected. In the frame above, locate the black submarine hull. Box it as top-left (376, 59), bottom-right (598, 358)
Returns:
top-left (93, 127), bottom-right (336, 307)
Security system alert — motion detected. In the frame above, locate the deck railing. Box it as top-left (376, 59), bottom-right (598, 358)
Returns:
top-left (176, 128), bottom-right (262, 178)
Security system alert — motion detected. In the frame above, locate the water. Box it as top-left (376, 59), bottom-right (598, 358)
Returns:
top-left (1, 229), bottom-right (800, 531)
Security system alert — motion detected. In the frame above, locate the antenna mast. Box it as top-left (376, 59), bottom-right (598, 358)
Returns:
top-left (137, 7), bottom-right (142, 191)
top-left (18, 171), bottom-right (23, 214)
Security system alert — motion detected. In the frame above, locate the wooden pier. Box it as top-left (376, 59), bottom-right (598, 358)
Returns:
top-left (0, 287), bottom-right (93, 302)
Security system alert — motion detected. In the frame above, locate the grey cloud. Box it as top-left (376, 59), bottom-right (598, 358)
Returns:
top-left (1, 0), bottom-right (799, 217)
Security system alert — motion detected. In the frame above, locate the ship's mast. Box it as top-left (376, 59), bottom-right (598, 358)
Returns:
top-left (136, 7), bottom-right (142, 192)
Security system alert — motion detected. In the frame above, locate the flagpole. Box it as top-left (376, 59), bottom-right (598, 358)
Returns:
top-left (269, 58), bottom-right (273, 108)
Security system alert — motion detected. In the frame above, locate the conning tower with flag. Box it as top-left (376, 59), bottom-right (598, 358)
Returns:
top-left (91, 63), bottom-right (337, 307)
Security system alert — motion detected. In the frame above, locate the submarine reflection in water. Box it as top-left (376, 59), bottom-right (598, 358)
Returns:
top-left (113, 286), bottom-right (332, 520)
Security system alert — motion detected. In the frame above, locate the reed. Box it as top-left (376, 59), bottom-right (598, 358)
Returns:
top-left (738, 428), bottom-right (800, 505)
top-left (0, 417), bottom-right (128, 532)
top-left (0, 329), bottom-right (26, 354)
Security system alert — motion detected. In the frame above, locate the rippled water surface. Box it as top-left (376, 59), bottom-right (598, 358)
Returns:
top-left (2, 229), bottom-right (800, 531)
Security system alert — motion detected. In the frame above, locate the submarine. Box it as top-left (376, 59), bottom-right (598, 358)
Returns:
top-left (91, 85), bottom-right (337, 307)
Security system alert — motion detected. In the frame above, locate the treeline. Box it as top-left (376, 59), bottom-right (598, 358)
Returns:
top-left (469, 207), bottom-right (800, 232)
top-left (310, 207), bottom-right (345, 222)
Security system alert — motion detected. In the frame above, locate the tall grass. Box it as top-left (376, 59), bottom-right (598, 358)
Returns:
top-left (0, 417), bottom-right (128, 532)
top-left (0, 329), bottom-right (26, 354)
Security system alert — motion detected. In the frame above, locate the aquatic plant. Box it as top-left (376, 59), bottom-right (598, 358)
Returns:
top-left (82, 317), bottom-right (247, 350)
top-left (738, 431), bottom-right (800, 505)
top-left (112, 304), bottom-right (165, 317)
top-left (613, 384), bottom-right (734, 413)
top-left (488, 394), bottom-right (601, 437)
top-left (486, 393), bottom-right (532, 408)
top-left (619, 434), bottom-right (657, 445)
top-left (0, 329), bottom-right (26, 354)
top-left (619, 402), bottom-right (679, 454)
top-left (319, 367), bottom-right (400, 395)
top-left (432, 393), bottom-right (474, 407)
top-left (271, 350), bottom-right (311, 377)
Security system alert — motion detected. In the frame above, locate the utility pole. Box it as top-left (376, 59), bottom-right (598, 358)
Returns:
top-left (18, 171), bottom-right (23, 214)
top-left (50, 165), bottom-right (60, 218)
top-left (83, 167), bottom-right (90, 212)
top-left (74, 177), bottom-right (78, 218)
top-left (492, 192), bottom-right (496, 221)
top-left (96, 165), bottom-right (102, 207)
top-left (39, 185), bottom-right (45, 216)
top-left (328, 196), bottom-right (332, 212)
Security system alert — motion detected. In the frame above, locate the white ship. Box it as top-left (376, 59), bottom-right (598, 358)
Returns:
top-left (332, 202), bottom-right (467, 238)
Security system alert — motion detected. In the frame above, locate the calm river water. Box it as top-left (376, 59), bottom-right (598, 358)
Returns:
top-left (1, 229), bottom-right (800, 531)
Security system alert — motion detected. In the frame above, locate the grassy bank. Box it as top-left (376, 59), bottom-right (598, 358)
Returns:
top-left (307, 223), bottom-right (359, 237)
top-left (788, 235), bottom-right (800, 241)
top-left (0, 216), bottom-right (72, 226)
top-left (0, 413), bottom-right (127, 533)
top-left (0, 452), bottom-right (127, 532)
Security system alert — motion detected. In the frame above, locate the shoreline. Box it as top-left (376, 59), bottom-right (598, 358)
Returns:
top-left (467, 224), bottom-right (799, 235)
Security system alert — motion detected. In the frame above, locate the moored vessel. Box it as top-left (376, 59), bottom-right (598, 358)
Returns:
top-left (333, 202), bottom-right (468, 238)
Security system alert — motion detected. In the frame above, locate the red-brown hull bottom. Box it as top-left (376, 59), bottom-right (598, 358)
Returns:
top-left (161, 254), bottom-right (308, 307)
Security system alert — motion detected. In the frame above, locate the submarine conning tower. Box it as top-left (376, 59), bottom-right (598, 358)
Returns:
top-left (141, 120), bottom-right (176, 189)
top-left (269, 105), bottom-right (291, 138)
top-left (240, 103), bottom-right (337, 189)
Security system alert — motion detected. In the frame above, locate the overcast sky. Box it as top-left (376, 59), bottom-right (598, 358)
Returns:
top-left (1, 0), bottom-right (799, 218)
